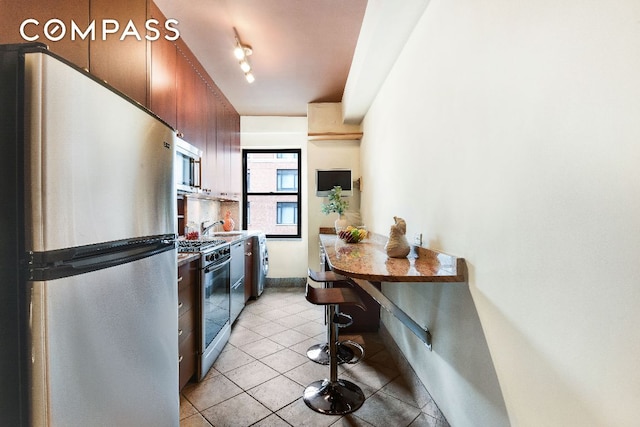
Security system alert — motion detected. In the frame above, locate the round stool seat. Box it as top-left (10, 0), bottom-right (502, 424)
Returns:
top-left (307, 268), bottom-right (348, 283)
top-left (303, 378), bottom-right (365, 415)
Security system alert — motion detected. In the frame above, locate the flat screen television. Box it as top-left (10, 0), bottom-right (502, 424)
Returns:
top-left (316, 169), bottom-right (352, 196)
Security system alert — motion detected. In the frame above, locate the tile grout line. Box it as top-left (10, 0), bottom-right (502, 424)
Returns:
top-left (180, 287), bottom-right (435, 427)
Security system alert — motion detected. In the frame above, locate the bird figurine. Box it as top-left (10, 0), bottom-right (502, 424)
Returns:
top-left (385, 216), bottom-right (411, 258)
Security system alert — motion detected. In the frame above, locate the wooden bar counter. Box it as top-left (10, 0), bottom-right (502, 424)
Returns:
top-left (319, 233), bottom-right (466, 283)
top-left (319, 233), bottom-right (467, 349)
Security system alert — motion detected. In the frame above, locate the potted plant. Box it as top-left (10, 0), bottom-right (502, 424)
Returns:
top-left (321, 186), bottom-right (349, 232)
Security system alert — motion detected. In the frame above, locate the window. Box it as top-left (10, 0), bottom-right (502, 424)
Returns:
top-left (276, 202), bottom-right (298, 224)
top-left (242, 149), bottom-right (301, 238)
top-left (277, 169), bottom-right (298, 191)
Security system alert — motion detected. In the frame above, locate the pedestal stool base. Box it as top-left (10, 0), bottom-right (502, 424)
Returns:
top-left (303, 378), bottom-right (365, 415)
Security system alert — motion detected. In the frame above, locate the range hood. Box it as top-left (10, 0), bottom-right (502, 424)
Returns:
top-left (307, 103), bottom-right (363, 141)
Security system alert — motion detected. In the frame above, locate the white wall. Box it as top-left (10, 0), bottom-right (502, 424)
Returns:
top-left (241, 116), bottom-right (309, 278)
top-left (358, 0), bottom-right (640, 426)
top-left (241, 116), bottom-right (362, 275)
top-left (307, 139), bottom-right (361, 269)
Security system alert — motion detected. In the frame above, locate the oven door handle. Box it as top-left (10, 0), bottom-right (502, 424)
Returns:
top-left (204, 258), bottom-right (230, 274)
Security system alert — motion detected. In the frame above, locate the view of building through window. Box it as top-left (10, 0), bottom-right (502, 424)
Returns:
top-left (242, 149), bottom-right (301, 237)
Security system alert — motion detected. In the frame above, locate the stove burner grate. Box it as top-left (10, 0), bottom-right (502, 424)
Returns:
top-left (178, 239), bottom-right (227, 253)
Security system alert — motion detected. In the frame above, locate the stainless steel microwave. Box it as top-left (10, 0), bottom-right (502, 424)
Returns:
top-left (175, 137), bottom-right (202, 193)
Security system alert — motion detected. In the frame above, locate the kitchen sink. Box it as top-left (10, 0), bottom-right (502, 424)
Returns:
top-left (212, 231), bottom-right (244, 236)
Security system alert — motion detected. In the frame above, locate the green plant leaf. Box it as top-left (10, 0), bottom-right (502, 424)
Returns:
top-left (321, 186), bottom-right (349, 215)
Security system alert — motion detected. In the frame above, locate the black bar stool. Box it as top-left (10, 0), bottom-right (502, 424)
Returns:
top-left (306, 269), bottom-right (363, 365)
top-left (302, 282), bottom-right (366, 415)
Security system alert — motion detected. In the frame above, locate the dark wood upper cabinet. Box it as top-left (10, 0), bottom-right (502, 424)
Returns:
top-left (176, 46), bottom-right (199, 146)
top-left (0, 0), bottom-right (90, 69)
top-left (230, 112), bottom-right (241, 197)
top-left (175, 42), bottom-right (207, 147)
top-left (193, 76), bottom-right (208, 151)
top-left (0, 0), bottom-right (241, 199)
top-left (216, 101), bottom-right (232, 196)
top-left (149, 1), bottom-right (177, 128)
top-left (89, 0), bottom-right (148, 106)
top-left (203, 88), bottom-right (219, 194)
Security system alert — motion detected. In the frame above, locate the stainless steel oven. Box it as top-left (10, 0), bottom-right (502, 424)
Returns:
top-left (199, 242), bottom-right (231, 380)
top-left (178, 239), bottom-right (231, 381)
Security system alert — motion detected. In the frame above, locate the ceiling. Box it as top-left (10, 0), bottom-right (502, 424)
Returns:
top-left (154, 0), bottom-right (368, 117)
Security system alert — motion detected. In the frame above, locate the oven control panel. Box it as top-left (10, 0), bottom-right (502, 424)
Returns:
top-left (204, 245), bottom-right (230, 264)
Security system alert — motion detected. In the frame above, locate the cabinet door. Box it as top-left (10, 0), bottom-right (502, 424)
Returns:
top-left (178, 333), bottom-right (196, 390)
top-left (193, 76), bottom-right (207, 152)
top-left (178, 260), bottom-right (198, 390)
top-left (216, 100), bottom-right (231, 197)
top-left (244, 238), bottom-right (254, 302)
top-left (230, 112), bottom-right (241, 198)
top-left (176, 48), bottom-right (206, 151)
top-left (336, 281), bottom-right (381, 333)
top-left (0, 0), bottom-right (90, 69)
top-left (203, 88), bottom-right (218, 194)
top-left (89, 0), bottom-right (147, 106)
top-left (175, 49), bottom-right (194, 140)
top-left (149, 1), bottom-right (177, 128)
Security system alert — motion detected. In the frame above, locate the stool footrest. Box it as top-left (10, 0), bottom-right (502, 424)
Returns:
top-left (334, 312), bottom-right (353, 328)
top-left (306, 341), bottom-right (358, 365)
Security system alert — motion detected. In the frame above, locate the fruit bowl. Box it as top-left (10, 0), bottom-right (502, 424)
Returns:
top-left (338, 226), bottom-right (368, 243)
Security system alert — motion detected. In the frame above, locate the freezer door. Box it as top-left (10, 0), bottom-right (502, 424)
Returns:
top-left (23, 51), bottom-right (176, 253)
top-left (29, 248), bottom-right (178, 426)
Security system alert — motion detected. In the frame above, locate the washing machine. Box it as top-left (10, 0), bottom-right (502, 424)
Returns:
top-left (252, 233), bottom-right (268, 297)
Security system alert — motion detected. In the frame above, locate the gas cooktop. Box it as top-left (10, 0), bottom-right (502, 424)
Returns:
top-left (177, 239), bottom-right (227, 253)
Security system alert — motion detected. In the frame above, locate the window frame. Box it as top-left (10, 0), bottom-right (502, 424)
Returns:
top-left (242, 148), bottom-right (302, 238)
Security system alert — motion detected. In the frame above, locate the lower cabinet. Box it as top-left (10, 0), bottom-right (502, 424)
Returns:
top-left (178, 259), bottom-right (198, 390)
top-left (336, 281), bottom-right (381, 333)
top-left (230, 241), bottom-right (245, 325)
top-left (244, 237), bottom-right (255, 302)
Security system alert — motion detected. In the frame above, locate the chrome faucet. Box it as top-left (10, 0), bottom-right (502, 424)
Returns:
top-left (201, 220), bottom-right (224, 236)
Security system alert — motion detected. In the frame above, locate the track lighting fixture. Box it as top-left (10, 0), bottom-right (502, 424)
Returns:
top-left (233, 27), bottom-right (254, 83)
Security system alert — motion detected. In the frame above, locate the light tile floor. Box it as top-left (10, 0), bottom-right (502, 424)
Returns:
top-left (180, 287), bottom-right (448, 427)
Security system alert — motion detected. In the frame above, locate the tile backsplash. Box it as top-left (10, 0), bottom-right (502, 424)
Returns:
top-left (184, 197), bottom-right (240, 235)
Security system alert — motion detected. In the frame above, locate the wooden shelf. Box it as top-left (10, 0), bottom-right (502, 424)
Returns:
top-left (308, 132), bottom-right (363, 141)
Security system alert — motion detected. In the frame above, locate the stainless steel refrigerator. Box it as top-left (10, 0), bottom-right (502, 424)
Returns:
top-left (0, 43), bottom-right (179, 426)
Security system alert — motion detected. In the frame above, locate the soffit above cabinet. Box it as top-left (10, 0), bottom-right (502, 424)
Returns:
top-left (307, 102), bottom-right (362, 141)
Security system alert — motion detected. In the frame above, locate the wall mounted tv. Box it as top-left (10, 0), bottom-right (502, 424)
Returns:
top-left (316, 169), bottom-right (352, 196)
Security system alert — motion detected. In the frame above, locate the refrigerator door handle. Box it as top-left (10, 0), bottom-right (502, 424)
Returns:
top-left (29, 237), bottom-right (176, 281)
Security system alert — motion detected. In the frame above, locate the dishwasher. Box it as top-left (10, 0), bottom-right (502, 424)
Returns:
top-left (229, 240), bottom-right (245, 324)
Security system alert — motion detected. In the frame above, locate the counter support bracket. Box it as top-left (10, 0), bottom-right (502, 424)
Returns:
top-left (352, 278), bottom-right (432, 351)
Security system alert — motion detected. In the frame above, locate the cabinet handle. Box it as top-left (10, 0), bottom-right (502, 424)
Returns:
top-left (177, 276), bottom-right (183, 283)
top-left (178, 355), bottom-right (183, 363)
top-left (178, 329), bottom-right (183, 336)
top-left (178, 301), bottom-right (183, 309)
